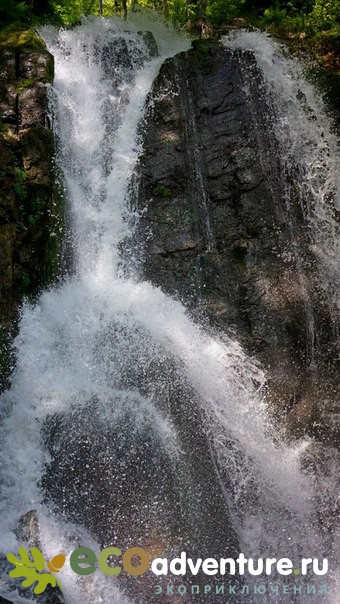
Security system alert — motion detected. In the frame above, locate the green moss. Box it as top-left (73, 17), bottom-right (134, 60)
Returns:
top-left (0, 28), bottom-right (54, 84)
top-left (16, 77), bottom-right (38, 94)
top-left (14, 168), bottom-right (27, 200)
top-left (27, 197), bottom-right (45, 226)
top-left (192, 39), bottom-right (210, 58)
top-left (0, 27), bottom-right (46, 50)
top-left (191, 39), bottom-right (220, 58)
top-left (153, 185), bottom-right (173, 198)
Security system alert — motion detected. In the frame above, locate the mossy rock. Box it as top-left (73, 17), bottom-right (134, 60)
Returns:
top-left (191, 38), bottom-right (221, 58)
top-left (16, 77), bottom-right (38, 94)
top-left (0, 27), bottom-right (46, 50)
top-left (153, 185), bottom-right (173, 198)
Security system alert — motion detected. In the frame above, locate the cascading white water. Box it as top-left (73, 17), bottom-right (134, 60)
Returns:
top-left (222, 30), bottom-right (340, 603)
top-left (0, 18), bottom-right (338, 604)
top-left (223, 31), bottom-right (340, 319)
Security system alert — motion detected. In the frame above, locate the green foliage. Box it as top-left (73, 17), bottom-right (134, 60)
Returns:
top-left (0, 0), bottom-right (54, 26)
top-left (284, 0), bottom-right (314, 15)
top-left (310, 0), bottom-right (340, 29)
top-left (247, 0), bottom-right (339, 33)
top-left (0, 0), bottom-right (339, 52)
top-left (52, 0), bottom-right (89, 24)
top-left (135, 0), bottom-right (339, 33)
top-left (167, 0), bottom-right (188, 25)
top-left (7, 547), bottom-right (61, 595)
top-left (263, 4), bottom-right (286, 24)
top-left (284, 14), bottom-right (307, 32)
top-left (207, 0), bottom-right (244, 25)
top-left (0, 0), bottom-right (30, 24)
top-left (14, 169), bottom-right (27, 200)
top-left (16, 77), bottom-right (37, 94)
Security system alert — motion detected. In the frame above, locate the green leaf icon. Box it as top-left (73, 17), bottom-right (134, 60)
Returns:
top-left (7, 547), bottom-right (62, 595)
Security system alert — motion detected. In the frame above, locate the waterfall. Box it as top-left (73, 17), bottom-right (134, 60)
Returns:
top-left (222, 30), bottom-right (340, 602)
top-left (223, 31), bottom-right (340, 321)
top-left (0, 18), bottom-right (338, 604)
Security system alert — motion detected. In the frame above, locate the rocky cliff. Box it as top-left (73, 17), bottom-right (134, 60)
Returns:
top-left (0, 30), bottom-right (60, 390)
top-left (131, 39), bottom-right (339, 448)
top-left (0, 33), bottom-right (338, 604)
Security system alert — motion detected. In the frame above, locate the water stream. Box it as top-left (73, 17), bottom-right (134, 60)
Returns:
top-left (0, 18), bottom-right (338, 604)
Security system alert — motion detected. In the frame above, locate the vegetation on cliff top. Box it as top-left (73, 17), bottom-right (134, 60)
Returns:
top-left (0, 0), bottom-right (339, 38)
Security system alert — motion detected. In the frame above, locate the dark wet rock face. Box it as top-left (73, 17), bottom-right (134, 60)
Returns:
top-left (42, 330), bottom-right (240, 602)
top-left (0, 33), bottom-right (60, 390)
top-left (130, 39), bottom-right (339, 444)
top-left (0, 36), bottom-right (56, 315)
top-left (42, 324), bottom-right (239, 552)
top-left (139, 31), bottom-right (159, 59)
